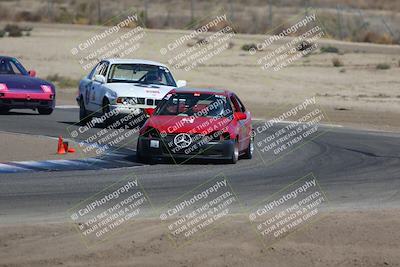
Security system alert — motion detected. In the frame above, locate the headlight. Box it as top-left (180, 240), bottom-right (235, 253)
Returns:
top-left (0, 83), bottom-right (9, 91)
top-left (110, 91), bottom-right (118, 98)
top-left (40, 85), bottom-right (52, 93)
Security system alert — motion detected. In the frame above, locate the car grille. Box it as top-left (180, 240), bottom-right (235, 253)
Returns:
top-left (0, 99), bottom-right (51, 106)
top-left (160, 134), bottom-right (208, 155)
top-left (144, 98), bottom-right (162, 107)
top-left (146, 99), bottom-right (154, 106)
top-left (129, 97), bottom-right (159, 107)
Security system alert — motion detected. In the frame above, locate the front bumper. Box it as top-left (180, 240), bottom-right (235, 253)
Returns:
top-left (0, 97), bottom-right (55, 109)
top-left (137, 136), bottom-right (235, 160)
top-left (0, 91), bottom-right (55, 109)
top-left (75, 96), bottom-right (157, 115)
top-left (109, 104), bottom-right (146, 115)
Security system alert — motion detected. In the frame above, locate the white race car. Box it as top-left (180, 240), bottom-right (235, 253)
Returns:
top-left (77, 58), bottom-right (186, 124)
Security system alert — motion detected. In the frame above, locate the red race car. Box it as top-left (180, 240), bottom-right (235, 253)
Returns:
top-left (0, 56), bottom-right (55, 115)
top-left (137, 88), bottom-right (253, 164)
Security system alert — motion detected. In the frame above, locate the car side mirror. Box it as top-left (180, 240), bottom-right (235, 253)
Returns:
top-left (176, 80), bottom-right (187, 87)
top-left (28, 70), bottom-right (36, 77)
top-left (145, 108), bottom-right (155, 116)
top-left (234, 112), bottom-right (247, 121)
top-left (94, 74), bottom-right (106, 84)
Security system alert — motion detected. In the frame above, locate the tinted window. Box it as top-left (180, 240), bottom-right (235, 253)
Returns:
top-left (87, 63), bottom-right (99, 79)
top-left (230, 95), bottom-right (241, 112)
top-left (233, 94), bottom-right (246, 112)
top-left (0, 58), bottom-right (28, 75)
top-left (108, 64), bottom-right (176, 86)
top-left (156, 93), bottom-right (233, 118)
top-left (93, 62), bottom-right (108, 78)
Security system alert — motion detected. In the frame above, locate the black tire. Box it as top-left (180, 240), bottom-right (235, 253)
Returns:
top-left (38, 108), bottom-right (53, 115)
top-left (0, 107), bottom-right (10, 114)
top-left (242, 135), bottom-right (254, 159)
top-left (227, 139), bottom-right (239, 164)
top-left (136, 142), bottom-right (151, 164)
top-left (79, 97), bottom-right (92, 125)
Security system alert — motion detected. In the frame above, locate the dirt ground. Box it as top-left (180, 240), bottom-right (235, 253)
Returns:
top-left (0, 23), bottom-right (399, 132)
top-left (0, 210), bottom-right (399, 267)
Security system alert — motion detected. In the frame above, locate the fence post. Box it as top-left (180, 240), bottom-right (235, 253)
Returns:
top-left (229, 0), bottom-right (234, 21)
top-left (336, 5), bottom-right (343, 40)
top-left (267, 0), bottom-right (273, 28)
top-left (190, 0), bottom-right (194, 22)
top-left (304, 0), bottom-right (309, 16)
top-left (381, 18), bottom-right (396, 40)
top-left (144, 0), bottom-right (148, 27)
top-left (47, 0), bottom-right (53, 21)
top-left (356, 8), bottom-right (368, 31)
top-left (97, 0), bottom-right (101, 24)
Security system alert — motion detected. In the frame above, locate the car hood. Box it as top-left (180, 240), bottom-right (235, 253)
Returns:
top-left (106, 83), bottom-right (175, 99)
top-left (148, 115), bottom-right (232, 134)
top-left (0, 74), bottom-right (53, 91)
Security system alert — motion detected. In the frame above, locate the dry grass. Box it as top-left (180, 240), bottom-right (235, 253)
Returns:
top-left (0, 0), bottom-right (399, 45)
top-left (376, 63), bottom-right (391, 70)
top-left (332, 57), bottom-right (344, 67)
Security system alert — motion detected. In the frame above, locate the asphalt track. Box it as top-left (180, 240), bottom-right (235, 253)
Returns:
top-left (0, 107), bottom-right (399, 223)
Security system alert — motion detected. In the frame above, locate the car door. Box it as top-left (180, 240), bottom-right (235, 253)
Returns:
top-left (88, 61), bottom-right (109, 111)
top-left (80, 63), bottom-right (99, 112)
top-left (231, 94), bottom-right (251, 151)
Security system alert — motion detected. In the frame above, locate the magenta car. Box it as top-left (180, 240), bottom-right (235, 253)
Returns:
top-left (0, 56), bottom-right (56, 114)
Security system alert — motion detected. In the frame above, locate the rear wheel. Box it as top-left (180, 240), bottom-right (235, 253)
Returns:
top-left (38, 108), bottom-right (53, 115)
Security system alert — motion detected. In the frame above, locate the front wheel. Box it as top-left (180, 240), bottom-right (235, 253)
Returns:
top-left (242, 135), bottom-right (254, 159)
top-left (0, 107), bottom-right (10, 114)
top-left (227, 140), bottom-right (239, 164)
top-left (38, 108), bottom-right (53, 115)
top-left (102, 99), bottom-right (113, 126)
top-left (136, 142), bottom-right (151, 164)
top-left (79, 98), bottom-right (92, 125)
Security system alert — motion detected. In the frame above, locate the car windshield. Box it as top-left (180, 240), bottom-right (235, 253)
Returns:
top-left (0, 58), bottom-right (28, 75)
top-left (107, 64), bottom-right (176, 86)
top-left (156, 93), bottom-right (233, 118)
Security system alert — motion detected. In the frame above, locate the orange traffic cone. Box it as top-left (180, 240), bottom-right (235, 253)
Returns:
top-left (57, 136), bottom-right (66, 154)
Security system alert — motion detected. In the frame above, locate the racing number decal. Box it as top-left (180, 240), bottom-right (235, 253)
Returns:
top-left (85, 86), bottom-right (90, 104)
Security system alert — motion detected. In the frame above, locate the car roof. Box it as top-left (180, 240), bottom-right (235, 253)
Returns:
top-left (170, 87), bottom-right (231, 96)
top-left (105, 58), bottom-right (167, 68)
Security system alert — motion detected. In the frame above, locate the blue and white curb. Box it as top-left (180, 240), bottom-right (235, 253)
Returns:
top-left (0, 151), bottom-right (141, 174)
